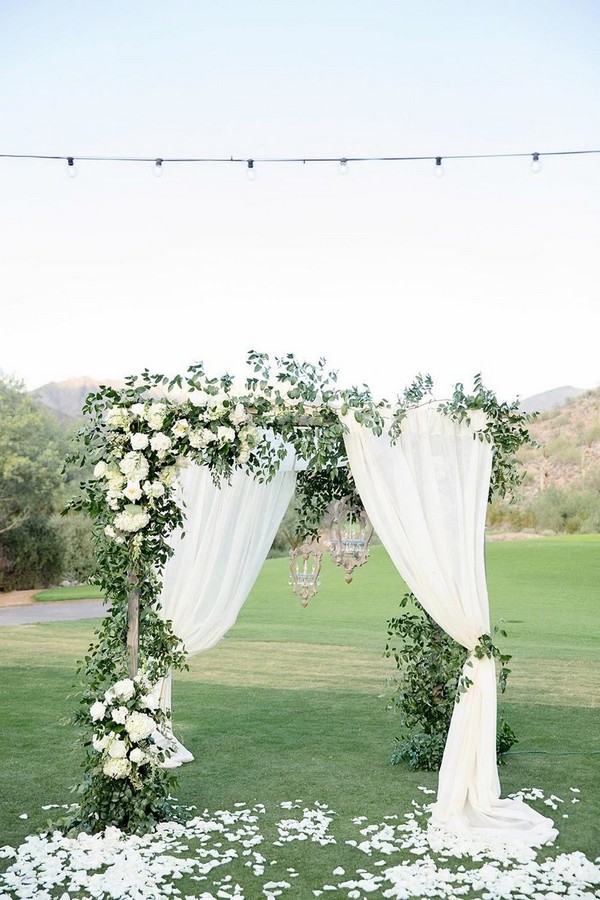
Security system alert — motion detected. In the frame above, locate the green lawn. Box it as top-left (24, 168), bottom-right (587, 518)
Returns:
top-left (33, 584), bottom-right (104, 602)
top-left (0, 536), bottom-right (598, 892)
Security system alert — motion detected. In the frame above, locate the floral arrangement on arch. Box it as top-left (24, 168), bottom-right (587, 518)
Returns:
top-left (67, 353), bottom-right (354, 833)
top-left (94, 395), bottom-right (263, 542)
top-left (89, 673), bottom-right (174, 784)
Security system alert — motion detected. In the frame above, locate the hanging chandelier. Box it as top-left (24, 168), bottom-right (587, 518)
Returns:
top-left (326, 497), bottom-right (373, 583)
top-left (289, 541), bottom-right (323, 607)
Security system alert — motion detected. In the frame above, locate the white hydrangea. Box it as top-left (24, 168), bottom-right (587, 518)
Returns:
top-left (240, 425), bottom-right (259, 447)
top-left (237, 448), bottom-right (251, 464)
top-left (92, 733), bottom-right (110, 753)
top-left (159, 467), bottom-right (179, 488)
top-left (140, 692), bottom-right (160, 711)
top-left (142, 480), bottom-right (165, 499)
top-left (130, 432), bottom-right (149, 451)
top-left (93, 461), bottom-right (108, 478)
top-left (208, 404), bottom-right (227, 421)
top-left (129, 747), bottom-right (149, 765)
top-left (230, 403), bottom-right (248, 426)
top-left (112, 678), bottom-right (135, 701)
top-left (119, 451), bottom-right (149, 481)
top-left (111, 706), bottom-right (129, 725)
top-left (144, 402), bottom-right (167, 431)
top-left (90, 701), bottom-right (106, 722)
top-left (107, 739), bottom-right (128, 759)
top-left (150, 432), bottom-right (172, 457)
top-left (188, 390), bottom-right (210, 407)
top-left (189, 428), bottom-right (215, 449)
top-left (125, 711), bottom-right (156, 742)
top-left (114, 505), bottom-right (150, 533)
top-left (103, 756), bottom-right (132, 779)
top-left (105, 407), bottom-right (131, 430)
top-left (106, 469), bottom-right (126, 491)
top-left (106, 490), bottom-right (121, 511)
top-left (172, 418), bottom-right (189, 439)
top-left (104, 525), bottom-right (117, 539)
top-left (217, 425), bottom-right (236, 444)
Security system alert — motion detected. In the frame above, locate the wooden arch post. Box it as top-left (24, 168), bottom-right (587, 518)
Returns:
top-left (127, 569), bottom-right (140, 678)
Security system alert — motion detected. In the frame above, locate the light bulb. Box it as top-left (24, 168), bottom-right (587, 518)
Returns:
top-left (154, 158), bottom-right (164, 177)
top-left (66, 157), bottom-right (78, 178)
top-left (433, 157), bottom-right (444, 179)
top-left (530, 153), bottom-right (542, 174)
top-left (338, 158), bottom-right (349, 175)
top-left (246, 159), bottom-right (257, 181)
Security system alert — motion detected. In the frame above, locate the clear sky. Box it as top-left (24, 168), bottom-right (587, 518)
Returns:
top-left (1, 0), bottom-right (599, 401)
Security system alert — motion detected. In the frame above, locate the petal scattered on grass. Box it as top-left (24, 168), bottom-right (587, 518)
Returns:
top-left (0, 790), bottom-right (598, 900)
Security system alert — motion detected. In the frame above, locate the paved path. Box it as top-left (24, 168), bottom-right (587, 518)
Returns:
top-left (0, 599), bottom-right (107, 626)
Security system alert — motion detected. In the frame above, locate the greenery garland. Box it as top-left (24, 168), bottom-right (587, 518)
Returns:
top-left (66, 351), bottom-right (534, 833)
top-left (386, 594), bottom-right (517, 771)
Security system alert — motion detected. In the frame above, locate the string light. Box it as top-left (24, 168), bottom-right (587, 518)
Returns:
top-left (531, 152), bottom-right (542, 174)
top-left (1, 147), bottom-right (598, 177)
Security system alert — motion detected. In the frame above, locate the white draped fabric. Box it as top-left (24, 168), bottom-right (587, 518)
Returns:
top-left (157, 461), bottom-right (296, 763)
top-left (343, 405), bottom-right (557, 845)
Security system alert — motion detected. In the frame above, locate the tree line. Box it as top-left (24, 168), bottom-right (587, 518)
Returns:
top-left (0, 376), bottom-right (94, 591)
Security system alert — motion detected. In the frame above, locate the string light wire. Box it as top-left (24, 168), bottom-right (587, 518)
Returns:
top-left (0, 147), bottom-right (599, 171)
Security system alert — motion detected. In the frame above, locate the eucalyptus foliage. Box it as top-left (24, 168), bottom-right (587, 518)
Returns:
top-left (67, 351), bottom-right (532, 832)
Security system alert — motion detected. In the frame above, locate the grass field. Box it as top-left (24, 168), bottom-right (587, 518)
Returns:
top-left (33, 585), bottom-right (105, 602)
top-left (1, 536), bottom-right (598, 895)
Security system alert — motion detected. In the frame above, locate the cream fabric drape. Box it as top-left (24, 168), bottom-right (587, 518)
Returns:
top-left (157, 461), bottom-right (296, 763)
top-left (161, 463), bottom-right (296, 656)
top-left (343, 405), bottom-right (557, 845)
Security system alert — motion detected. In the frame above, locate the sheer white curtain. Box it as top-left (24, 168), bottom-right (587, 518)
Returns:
top-left (343, 405), bottom-right (557, 845)
top-left (157, 460), bottom-right (296, 763)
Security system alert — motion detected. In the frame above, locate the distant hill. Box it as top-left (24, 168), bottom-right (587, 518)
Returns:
top-left (31, 377), bottom-right (123, 420)
top-left (484, 386), bottom-right (600, 533)
top-left (518, 387), bottom-right (600, 499)
top-left (520, 385), bottom-right (587, 414)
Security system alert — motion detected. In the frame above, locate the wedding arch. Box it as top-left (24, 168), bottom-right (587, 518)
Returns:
top-left (68, 351), bottom-right (556, 845)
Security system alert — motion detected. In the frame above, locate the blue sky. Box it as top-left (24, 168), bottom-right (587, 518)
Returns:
top-left (1, 0), bottom-right (599, 399)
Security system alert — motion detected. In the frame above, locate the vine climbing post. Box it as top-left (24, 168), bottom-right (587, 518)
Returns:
top-left (126, 569), bottom-right (140, 678)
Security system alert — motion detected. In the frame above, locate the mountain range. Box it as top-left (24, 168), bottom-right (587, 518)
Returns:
top-left (31, 376), bottom-right (123, 421)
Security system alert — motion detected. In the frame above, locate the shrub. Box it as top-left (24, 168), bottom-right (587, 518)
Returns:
top-left (487, 499), bottom-right (535, 530)
top-left (57, 512), bottom-right (96, 582)
top-left (268, 501), bottom-right (300, 558)
top-left (544, 436), bottom-right (581, 466)
top-left (529, 486), bottom-right (600, 534)
top-left (0, 516), bottom-right (65, 591)
top-left (385, 593), bottom-right (516, 770)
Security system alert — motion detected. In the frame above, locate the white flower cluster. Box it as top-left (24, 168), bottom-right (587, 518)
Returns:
top-left (89, 673), bottom-right (169, 780)
top-left (113, 505), bottom-right (150, 534)
top-left (94, 390), bottom-right (262, 543)
top-left (125, 710), bottom-right (156, 742)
